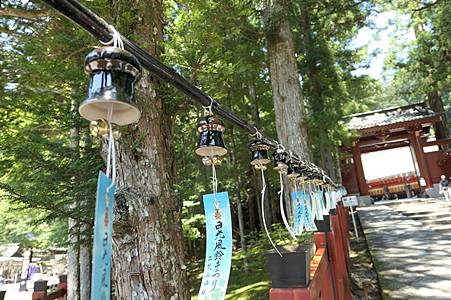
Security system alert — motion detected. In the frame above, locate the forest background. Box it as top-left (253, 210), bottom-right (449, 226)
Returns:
top-left (0, 0), bottom-right (449, 298)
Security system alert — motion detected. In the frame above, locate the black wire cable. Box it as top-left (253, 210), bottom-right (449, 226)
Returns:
top-left (41, 0), bottom-right (338, 185)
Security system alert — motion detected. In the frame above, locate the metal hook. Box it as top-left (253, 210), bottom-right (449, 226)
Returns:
top-left (275, 142), bottom-right (285, 151)
top-left (203, 97), bottom-right (214, 116)
top-left (251, 127), bottom-right (262, 139)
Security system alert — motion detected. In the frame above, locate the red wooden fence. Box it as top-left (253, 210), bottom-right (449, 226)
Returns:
top-left (269, 203), bottom-right (352, 300)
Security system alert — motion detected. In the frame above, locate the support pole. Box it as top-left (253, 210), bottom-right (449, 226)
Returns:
top-left (351, 140), bottom-right (368, 196)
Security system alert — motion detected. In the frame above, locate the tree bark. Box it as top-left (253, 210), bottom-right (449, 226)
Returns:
top-left (67, 219), bottom-right (79, 300)
top-left (67, 92), bottom-right (80, 300)
top-left (427, 87), bottom-right (449, 141)
top-left (110, 1), bottom-right (188, 299)
top-left (79, 225), bottom-right (91, 300)
top-left (246, 183), bottom-right (257, 232)
top-left (230, 127), bottom-right (247, 253)
top-left (264, 0), bottom-right (309, 158)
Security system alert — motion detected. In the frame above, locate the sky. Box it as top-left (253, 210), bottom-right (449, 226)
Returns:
top-left (350, 11), bottom-right (416, 80)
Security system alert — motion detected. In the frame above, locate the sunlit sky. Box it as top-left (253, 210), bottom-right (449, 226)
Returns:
top-left (350, 11), bottom-right (416, 80)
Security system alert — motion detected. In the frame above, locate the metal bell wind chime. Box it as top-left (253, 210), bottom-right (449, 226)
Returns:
top-left (248, 132), bottom-right (282, 256)
top-left (195, 102), bottom-right (233, 300)
top-left (196, 101), bottom-right (228, 195)
top-left (78, 25), bottom-right (142, 300)
top-left (272, 145), bottom-right (297, 240)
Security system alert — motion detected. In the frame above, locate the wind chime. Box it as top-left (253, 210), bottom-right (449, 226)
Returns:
top-left (195, 102), bottom-right (232, 300)
top-left (308, 165), bottom-right (326, 222)
top-left (290, 158), bottom-right (317, 236)
top-left (79, 26), bottom-right (142, 300)
top-left (249, 132), bottom-right (282, 256)
top-left (273, 146), bottom-right (296, 240)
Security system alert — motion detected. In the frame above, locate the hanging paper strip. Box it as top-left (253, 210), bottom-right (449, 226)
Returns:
top-left (325, 191), bottom-right (334, 212)
top-left (312, 190), bottom-right (324, 221)
top-left (302, 192), bottom-right (317, 232)
top-left (331, 191), bottom-right (339, 207)
top-left (291, 191), bottom-right (317, 234)
top-left (198, 192), bottom-right (232, 300)
top-left (91, 171), bottom-right (115, 300)
top-left (291, 191), bottom-right (305, 235)
top-left (316, 190), bottom-right (327, 218)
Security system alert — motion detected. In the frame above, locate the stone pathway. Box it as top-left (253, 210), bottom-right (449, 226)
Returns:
top-left (358, 198), bottom-right (451, 299)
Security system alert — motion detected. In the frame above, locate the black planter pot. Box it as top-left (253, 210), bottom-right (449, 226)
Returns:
top-left (33, 280), bottom-right (48, 291)
top-left (314, 214), bottom-right (331, 232)
top-left (265, 244), bottom-right (312, 288)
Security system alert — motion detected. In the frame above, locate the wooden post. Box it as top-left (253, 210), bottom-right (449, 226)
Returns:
top-left (352, 140), bottom-right (369, 196)
top-left (269, 234), bottom-right (335, 300)
top-left (31, 280), bottom-right (47, 300)
top-left (409, 129), bottom-right (433, 187)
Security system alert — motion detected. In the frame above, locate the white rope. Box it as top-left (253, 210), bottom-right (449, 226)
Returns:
top-left (105, 107), bottom-right (113, 177)
top-left (279, 172), bottom-right (296, 240)
top-left (211, 163), bottom-right (218, 206)
top-left (106, 128), bottom-right (112, 177)
top-left (261, 167), bottom-right (282, 257)
top-left (107, 122), bottom-right (116, 189)
top-left (252, 127), bottom-right (262, 139)
top-left (106, 106), bottom-right (116, 193)
top-left (294, 179), bottom-right (298, 196)
top-left (100, 25), bottom-right (124, 49)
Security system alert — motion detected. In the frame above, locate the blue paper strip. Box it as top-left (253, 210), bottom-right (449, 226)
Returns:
top-left (303, 192), bottom-right (317, 232)
top-left (316, 190), bottom-right (327, 220)
top-left (325, 191), bottom-right (334, 212)
top-left (292, 191), bottom-right (317, 234)
top-left (91, 171), bottom-right (115, 300)
top-left (312, 190), bottom-right (324, 221)
top-left (198, 192), bottom-right (232, 300)
top-left (291, 191), bottom-right (305, 235)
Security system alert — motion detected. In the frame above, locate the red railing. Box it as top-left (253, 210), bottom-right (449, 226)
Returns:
top-left (269, 202), bottom-right (352, 300)
top-left (31, 276), bottom-right (67, 300)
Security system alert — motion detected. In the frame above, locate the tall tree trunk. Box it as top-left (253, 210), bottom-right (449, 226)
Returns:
top-left (246, 183), bottom-right (257, 232)
top-left (110, 1), bottom-right (188, 299)
top-left (264, 0), bottom-right (309, 158)
top-left (67, 220), bottom-right (79, 300)
top-left (427, 86), bottom-right (449, 141)
top-left (268, 184), bottom-right (278, 223)
top-left (230, 128), bottom-right (247, 252)
top-left (253, 168), bottom-right (264, 230)
top-left (79, 129), bottom-right (92, 300)
top-left (68, 92), bottom-right (80, 300)
top-left (79, 225), bottom-right (91, 300)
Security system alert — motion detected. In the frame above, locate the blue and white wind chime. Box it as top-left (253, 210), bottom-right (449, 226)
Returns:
top-left (75, 25), bottom-right (342, 300)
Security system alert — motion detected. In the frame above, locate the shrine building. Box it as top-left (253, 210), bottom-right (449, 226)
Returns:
top-left (341, 102), bottom-right (451, 198)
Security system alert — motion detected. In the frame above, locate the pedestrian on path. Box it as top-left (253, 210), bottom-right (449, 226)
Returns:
top-left (439, 175), bottom-right (450, 201)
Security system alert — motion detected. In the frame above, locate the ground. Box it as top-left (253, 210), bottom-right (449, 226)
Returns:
top-left (359, 197), bottom-right (451, 299)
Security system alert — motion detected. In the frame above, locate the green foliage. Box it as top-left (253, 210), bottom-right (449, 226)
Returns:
top-left (0, 0), bottom-right (107, 248)
top-left (1, 0), bottom-right (447, 257)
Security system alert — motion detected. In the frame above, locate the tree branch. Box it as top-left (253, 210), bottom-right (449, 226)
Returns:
top-left (0, 7), bottom-right (47, 20)
top-left (413, 0), bottom-right (443, 12)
